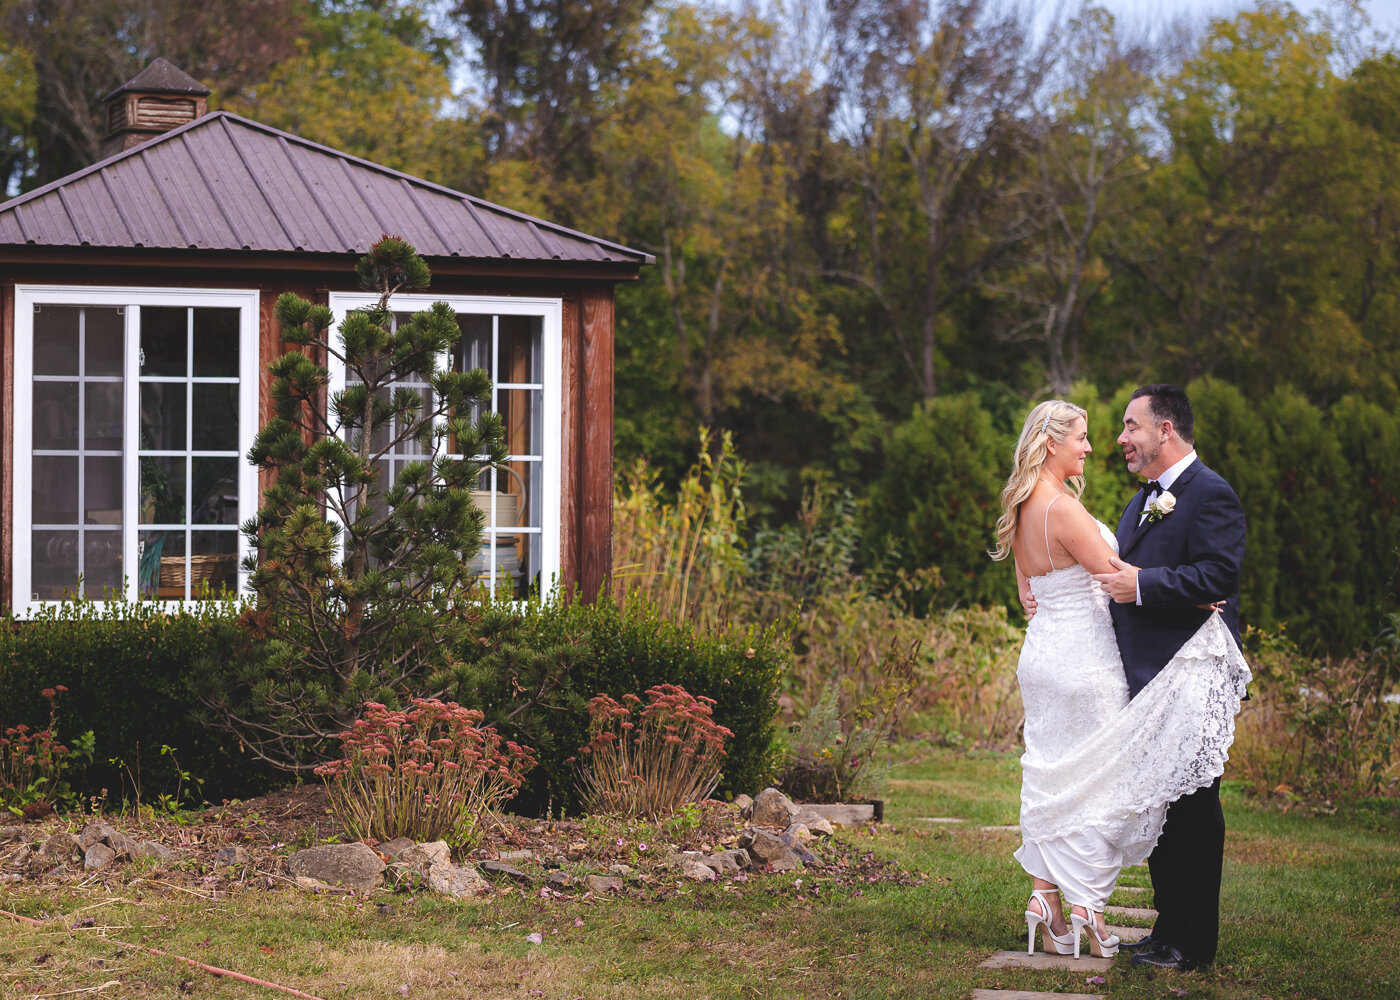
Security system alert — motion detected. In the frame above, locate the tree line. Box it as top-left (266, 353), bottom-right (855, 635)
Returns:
top-left (2, 0), bottom-right (1396, 650)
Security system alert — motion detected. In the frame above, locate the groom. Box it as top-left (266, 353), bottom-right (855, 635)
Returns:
top-left (1092, 384), bottom-right (1246, 972)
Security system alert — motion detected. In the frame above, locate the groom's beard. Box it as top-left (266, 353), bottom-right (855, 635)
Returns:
top-left (1125, 440), bottom-right (1160, 475)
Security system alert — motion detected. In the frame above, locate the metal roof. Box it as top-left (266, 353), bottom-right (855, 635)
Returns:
top-left (0, 111), bottom-right (653, 266)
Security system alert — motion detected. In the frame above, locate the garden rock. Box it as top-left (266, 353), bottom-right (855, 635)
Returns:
top-left (545, 871), bottom-right (572, 890)
top-left (783, 823), bottom-right (812, 845)
top-left (751, 788), bottom-right (799, 827)
top-left (40, 832), bottom-right (82, 859)
top-left (739, 829), bottom-right (805, 873)
top-left (84, 842), bottom-right (116, 871)
top-left (132, 840), bottom-right (175, 862)
top-left (105, 832), bottom-right (138, 858)
top-left (78, 822), bottom-right (119, 850)
top-left (586, 875), bottom-right (624, 894)
top-left (777, 831), bottom-right (819, 866)
top-left (398, 842), bottom-right (450, 869)
top-left (499, 849), bottom-right (533, 861)
top-left (790, 810), bottom-right (835, 837)
top-left (480, 861), bottom-right (532, 885)
top-left (681, 858), bottom-right (717, 881)
top-left (704, 850), bottom-right (748, 873)
top-left (607, 863), bottom-right (632, 875)
top-left (0, 826), bottom-right (26, 844)
top-left (732, 794), bottom-right (754, 816)
top-left (287, 843), bottom-right (385, 891)
top-left (214, 846), bottom-right (249, 866)
top-left (796, 802), bottom-right (876, 826)
top-left (423, 861), bottom-right (487, 898)
top-left (377, 838), bottom-right (416, 860)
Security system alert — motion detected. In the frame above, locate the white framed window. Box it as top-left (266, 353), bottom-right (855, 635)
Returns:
top-left (11, 286), bottom-right (260, 613)
top-left (326, 293), bottom-right (562, 598)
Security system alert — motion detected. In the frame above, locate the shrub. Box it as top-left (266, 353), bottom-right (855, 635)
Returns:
top-left (0, 685), bottom-right (93, 817)
top-left (442, 594), bottom-right (786, 815)
top-left (0, 599), bottom-right (277, 804)
top-left (315, 699), bottom-right (535, 849)
top-left (864, 393), bottom-right (1015, 613)
top-left (1230, 626), bottom-right (1399, 803)
top-left (776, 679), bottom-right (901, 803)
top-left (576, 685), bottom-right (732, 819)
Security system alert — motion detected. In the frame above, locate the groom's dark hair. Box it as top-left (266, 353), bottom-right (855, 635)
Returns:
top-left (1131, 383), bottom-right (1194, 444)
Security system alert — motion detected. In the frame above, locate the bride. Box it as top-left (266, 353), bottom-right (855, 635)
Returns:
top-left (989, 400), bottom-right (1251, 960)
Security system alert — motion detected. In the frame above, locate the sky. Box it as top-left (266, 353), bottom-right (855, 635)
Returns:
top-left (1093, 0), bottom-right (1400, 36)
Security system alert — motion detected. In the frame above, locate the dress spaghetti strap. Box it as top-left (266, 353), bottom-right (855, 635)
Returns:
top-left (1043, 494), bottom-right (1063, 572)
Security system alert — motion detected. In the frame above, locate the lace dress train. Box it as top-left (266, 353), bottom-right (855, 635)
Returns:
top-left (1012, 522), bottom-right (1251, 913)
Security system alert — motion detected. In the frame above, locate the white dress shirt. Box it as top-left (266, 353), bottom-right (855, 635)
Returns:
top-left (1135, 450), bottom-right (1198, 604)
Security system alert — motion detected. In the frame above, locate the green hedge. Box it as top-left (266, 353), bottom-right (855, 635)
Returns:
top-left (0, 600), bottom-right (280, 804)
top-left (445, 595), bottom-right (787, 816)
top-left (867, 382), bottom-right (1400, 655)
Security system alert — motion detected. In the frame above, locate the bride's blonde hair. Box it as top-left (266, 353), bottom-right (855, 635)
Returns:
top-left (989, 400), bottom-right (1088, 561)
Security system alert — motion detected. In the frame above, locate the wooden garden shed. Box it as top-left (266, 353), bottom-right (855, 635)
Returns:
top-left (0, 59), bottom-right (652, 613)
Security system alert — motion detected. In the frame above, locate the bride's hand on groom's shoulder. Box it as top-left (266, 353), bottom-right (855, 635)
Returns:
top-left (1092, 556), bottom-right (1140, 603)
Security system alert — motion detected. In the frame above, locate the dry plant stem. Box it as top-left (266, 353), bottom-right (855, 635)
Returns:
top-left (0, 909), bottom-right (327, 1000)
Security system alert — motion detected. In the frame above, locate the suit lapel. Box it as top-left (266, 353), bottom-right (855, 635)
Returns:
top-left (1119, 458), bottom-right (1203, 557)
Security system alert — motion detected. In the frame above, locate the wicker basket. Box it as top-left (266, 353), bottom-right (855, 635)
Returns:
top-left (159, 553), bottom-right (237, 588)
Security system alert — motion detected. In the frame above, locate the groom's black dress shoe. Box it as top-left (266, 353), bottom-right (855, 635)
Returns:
top-left (1118, 934), bottom-right (1159, 954)
top-left (1128, 944), bottom-right (1203, 971)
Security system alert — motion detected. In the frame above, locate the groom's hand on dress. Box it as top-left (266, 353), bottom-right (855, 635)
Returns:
top-left (1092, 556), bottom-right (1139, 603)
top-left (1021, 589), bottom-right (1038, 620)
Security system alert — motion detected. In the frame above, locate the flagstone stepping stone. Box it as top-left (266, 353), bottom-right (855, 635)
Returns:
top-left (914, 816), bottom-right (966, 823)
top-left (977, 951), bottom-right (1112, 972)
top-left (970, 991), bottom-right (1103, 1000)
top-left (1104, 905), bottom-right (1156, 921)
top-left (1107, 924), bottom-right (1149, 942)
top-left (980, 824), bottom-right (1021, 832)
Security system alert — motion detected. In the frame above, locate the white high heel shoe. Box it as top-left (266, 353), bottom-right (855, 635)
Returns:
top-left (1070, 905), bottom-right (1120, 958)
top-left (1025, 888), bottom-right (1075, 955)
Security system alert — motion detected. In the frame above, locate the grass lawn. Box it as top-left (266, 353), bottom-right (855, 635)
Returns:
top-left (2, 747), bottom-right (1396, 999)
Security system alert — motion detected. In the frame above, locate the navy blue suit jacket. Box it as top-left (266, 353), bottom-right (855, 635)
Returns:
top-left (1109, 459), bottom-right (1246, 698)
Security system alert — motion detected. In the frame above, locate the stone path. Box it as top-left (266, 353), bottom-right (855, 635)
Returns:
top-left (968, 860), bottom-right (1158, 1000)
top-left (914, 818), bottom-right (1160, 998)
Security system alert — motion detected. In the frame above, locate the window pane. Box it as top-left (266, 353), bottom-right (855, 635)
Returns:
top-left (85, 382), bottom-right (123, 450)
top-left (190, 532), bottom-right (238, 594)
top-left (192, 383), bottom-right (238, 450)
top-left (193, 308), bottom-right (239, 376)
top-left (140, 530), bottom-right (184, 598)
top-left (33, 456), bottom-right (78, 523)
top-left (454, 314), bottom-right (491, 372)
top-left (141, 383), bottom-right (187, 450)
top-left (84, 456), bottom-right (123, 523)
top-left (498, 315), bottom-right (540, 383)
top-left (85, 308), bottom-right (125, 376)
top-left (83, 530), bottom-right (123, 598)
top-left (141, 307), bottom-right (187, 376)
top-left (192, 458), bottom-right (239, 524)
top-left (141, 456), bottom-right (186, 524)
top-left (32, 306), bottom-right (79, 376)
top-left (499, 388), bottom-right (542, 457)
top-left (33, 383), bottom-right (79, 449)
top-left (32, 530), bottom-right (79, 599)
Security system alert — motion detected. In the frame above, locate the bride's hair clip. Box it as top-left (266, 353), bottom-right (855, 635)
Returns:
top-left (1040, 413), bottom-right (1052, 436)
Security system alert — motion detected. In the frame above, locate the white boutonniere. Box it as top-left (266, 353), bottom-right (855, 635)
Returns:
top-left (1146, 489), bottom-right (1176, 523)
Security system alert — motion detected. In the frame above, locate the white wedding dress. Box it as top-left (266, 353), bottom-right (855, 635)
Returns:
top-left (1013, 518), bottom-right (1252, 912)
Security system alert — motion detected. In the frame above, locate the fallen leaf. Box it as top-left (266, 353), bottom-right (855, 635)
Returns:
top-left (259, 945), bottom-right (274, 955)
top-left (398, 985), bottom-right (410, 997)
top-left (1169, 989), bottom-right (1188, 998)
top-left (526, 932), bottom-right (543, 944)
top-left (573, 917), bottom-right (584, 927)
top-left (1085, 975), bottom-right (1106, 985)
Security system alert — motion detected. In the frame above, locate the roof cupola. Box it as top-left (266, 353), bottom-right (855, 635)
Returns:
top-left (101, 58), bottom-right (210, 159)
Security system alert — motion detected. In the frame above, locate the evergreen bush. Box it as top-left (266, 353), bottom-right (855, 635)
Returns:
top-left (0, 600), bottom-right (277, 803)
top-left (442, 594), bottom-right (786, 815)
